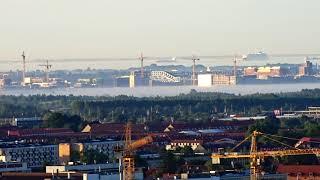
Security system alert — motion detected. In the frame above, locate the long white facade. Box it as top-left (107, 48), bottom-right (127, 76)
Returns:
top-left (198, 74), bottom-right (213, 87)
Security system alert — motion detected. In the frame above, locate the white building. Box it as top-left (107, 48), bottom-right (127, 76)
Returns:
top-left (46, 163), bottom-right (118, 174)
top-left (165, 140), bottom-right (203, 151)
top-left (198, 74), bottom-right (213, 87)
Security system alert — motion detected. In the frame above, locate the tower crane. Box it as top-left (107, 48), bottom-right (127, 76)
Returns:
top-left (21, 51), bottom-right (26, 85)
top-left (232, 54), bottom-right (243, 78)
top-left (115, 122), bottom-right (153, 180)
top-left (139, 52), bottom-right (145, 78)
top-left (39, 60), bottom-right (52, 83)
top-left (211, 130), bottom-right (320, 180)
top-left (191, 55), bottom-right (200, 86)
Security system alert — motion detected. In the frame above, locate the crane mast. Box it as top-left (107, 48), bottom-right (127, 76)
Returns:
top-left (250, 131), bottom-right (261, 178)
top-left (191, 55), bottom-right (200, 86)
top-left (21, 51), bottom-right (26, 85)
top-left (139, 53), bottom-right (144, 78)
top-left (233, 55), bottom-right (237, 77)
top-left (39, 60), bottom-right (52, 83)
top-left (117, 122), bottom-right (153, 180)
top-left (123, 122), bottom-right (134, 180)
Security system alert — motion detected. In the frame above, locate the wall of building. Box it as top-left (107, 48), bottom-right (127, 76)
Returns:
top-left (0, 145), bottom-right (59, 168)
top-left (244, 67), bottom-right (257, 76)
top-left (212, 74), bottom-right (236, 85)
top-left (0, 162), bottom-right (30, 173)
top-left (58, 143), bottom-right (71, 165)
top-left (299, 61), bottom-right (314, 76)
top-left (115, 77), bottom-right (130, 87)
top-left (83, 140), bottom-right (122, 159)
top-left (198, 74), bottom-right (212, 87)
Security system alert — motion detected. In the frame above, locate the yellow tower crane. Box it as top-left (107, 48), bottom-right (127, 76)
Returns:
top-left (115, 122), bottom-right (153, 180)
top-left (211, 130), bottom-right (320, 180)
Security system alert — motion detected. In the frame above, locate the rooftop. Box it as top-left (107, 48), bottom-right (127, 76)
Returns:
top-left (8, 128), bottom-right (74, 137)
top-left (277, 164), bottom-right (320, 175)
top-left (81, 123), bottom-right (146, 135)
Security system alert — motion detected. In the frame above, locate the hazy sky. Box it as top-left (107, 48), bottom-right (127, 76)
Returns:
top-left (1, 0), bottom-right (320, 60)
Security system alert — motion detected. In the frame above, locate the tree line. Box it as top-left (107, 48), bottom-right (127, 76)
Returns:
top-left (1, 89), bottom-right (320, 124)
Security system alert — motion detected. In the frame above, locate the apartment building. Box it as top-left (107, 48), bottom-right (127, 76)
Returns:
top-left (0, 162), bottom-right (30, 172)
top-left (165, 139), bottom-right (203, 151)
top-left (212, 74), bottom-right (237, 85)
top-left (82, 140), bottom-right (123, 157)
top-left (59, 140), bottom-right (123, 165)
top-left (0, 144), bottom-right (59, 168)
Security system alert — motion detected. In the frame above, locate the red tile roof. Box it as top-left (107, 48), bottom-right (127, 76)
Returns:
top-left (0, 126), bottom-right (20, 136)
top-left (84, 123), bottom-right (146, 135)
top-left (298, 137), bottom-right (320, 143)
top-left (8, 128), bottom-right (74, 137)
top-left (171, 139), bottom-right (203, 144)
top-left (295, 137), bottom-right (320, 148)
top-left (149, 120), bottom-right (254, 132)
top-left (277, 164), bottom-right (320, 175)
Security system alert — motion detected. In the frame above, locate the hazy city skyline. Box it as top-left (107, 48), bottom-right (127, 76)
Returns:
top-left (1, 0), bottom-right (320, 61)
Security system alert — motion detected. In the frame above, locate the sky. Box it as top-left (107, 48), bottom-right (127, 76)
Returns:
top-left (1, 0), bottom-right (320, 61)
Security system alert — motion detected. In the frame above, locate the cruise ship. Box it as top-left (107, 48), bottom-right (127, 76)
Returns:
top-left (242, 51), bottom-right (269, 61)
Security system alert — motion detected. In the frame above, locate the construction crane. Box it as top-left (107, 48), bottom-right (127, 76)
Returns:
top-left (115, 122), bottom-right (153, 180)
top-left (21, 51), bottom-right (26, 85)
top-left (39, 60), bottom-right (52, 83)
top-left (139, 52), bottom-right (145, 78)
top-left (233, 55), bottom-right (237, 77)
top-left (211, 130), bottom-right (320, 180)
top-left (191, 55), bottom-right (200, 86)
top-left (232, 54), bottom-right (243, 78)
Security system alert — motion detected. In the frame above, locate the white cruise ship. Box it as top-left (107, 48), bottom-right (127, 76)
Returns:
top-left (242, 51), bottom-right (269, 61)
